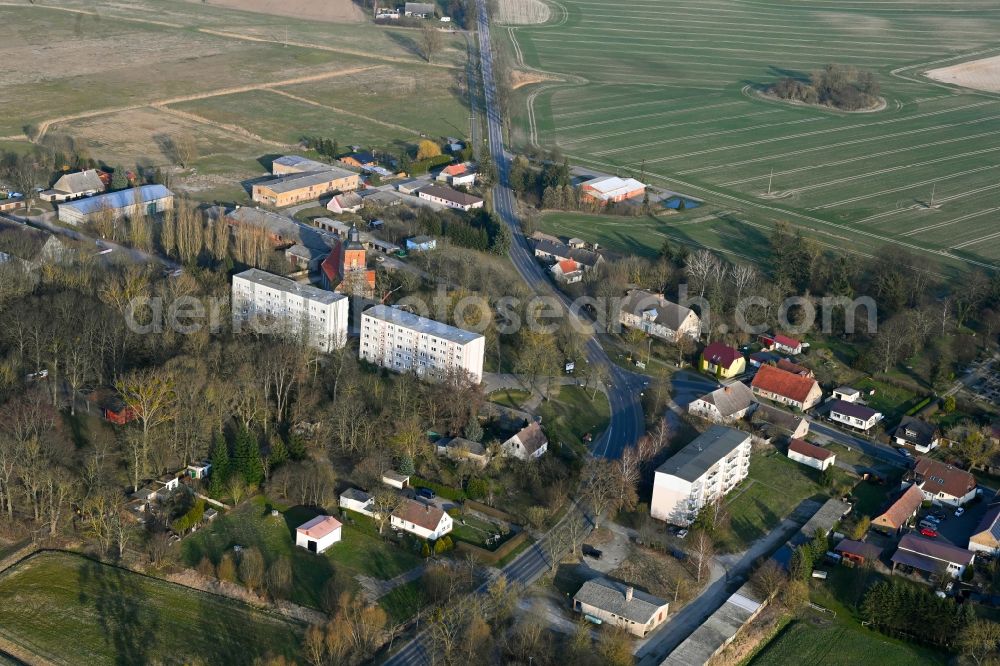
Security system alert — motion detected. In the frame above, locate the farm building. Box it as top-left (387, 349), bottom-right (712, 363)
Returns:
top-left (749, 403), bottom-right (809, 441)
top-left (418, 184), bottom-right (484, 211)
top-left (550, 258), bottom-right (583, 283)
top-left (295, 515), bottom-right (342, 554)
top-left (252, 168), bottom-right (359, 207)
top-left (40, 169), bottom-right (106, 202)
top-left (618, 289), bottom-right (700, 343)
top-left (578, 175), bottom-right (645, 204)
top-left (872, 484), bottom-right (923, 534)
top-left (750, 364), bottom-right (822, 411)
top-left (573, 578), bottom-right (669, 637)
top-left (969, 499), bottom-right (1000, 555)
top-left (786, 438), bottom-right (835, 471)
top-left (891, 533), bottom-right (974, 579)
top-left (57, 185), bottom-right (174, 226)
top-left (404, 2), bottom-right (435, 17)
top-left (835, 539), bottom-right (882, 566)
top-left (271, 155), bottom-right (335, 176)
top-left (339, 488), bottom-right (375, 516)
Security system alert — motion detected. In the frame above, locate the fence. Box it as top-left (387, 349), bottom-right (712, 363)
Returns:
top-left (455, 529), bottom-right (529, 565)
top-left (464, 499), bottom-right (518, 523)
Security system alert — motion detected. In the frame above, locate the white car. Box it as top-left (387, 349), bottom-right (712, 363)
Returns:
top-left (955, 507), bottom-right (965, 518)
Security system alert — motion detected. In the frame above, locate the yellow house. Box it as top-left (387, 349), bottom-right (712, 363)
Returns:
top-left (700, 342), bottom-right (745, 378)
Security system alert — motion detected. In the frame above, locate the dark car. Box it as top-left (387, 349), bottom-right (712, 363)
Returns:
top-left (670, 548), bottom-right (688, 562)
top-left (582, 544), bottom-right (603, 559)
top-left (416, 487), bottom-right (435, 500)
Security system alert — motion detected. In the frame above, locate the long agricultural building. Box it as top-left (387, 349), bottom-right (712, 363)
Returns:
top-left (359, 304), bottom-right (485, 383)
top-left (231, 268), bottom-right (348, 352)
top-left (57, 185), bottom-right (174, 225)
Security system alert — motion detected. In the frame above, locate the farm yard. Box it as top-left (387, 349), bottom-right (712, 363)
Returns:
top-left (0, 551), bottom-right (302, 665)
top-left (504, 0), bottom-right (1000, 275)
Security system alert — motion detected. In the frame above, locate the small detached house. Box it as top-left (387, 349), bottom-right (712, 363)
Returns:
top-left (573, 578), bottom-right (669, 637)
top-left (872, 484), bottom-right (924, 534)
top-left (40, 169), bottom-right (105, 202)
top-left (340, 488), bottom-right (375, 517)
top-left (501, 422), bottom-right (548, 461)
top-left (296, 515), bottom-right (342, 554)
top-left (688, 382), bottom-right (756, 423)
top-left (391, 499), bottom-right (452, 540)
top-left (186, 461), bottom-right (212, 480)
top-left (893, 416), bottom-right (940, 454)
top-left (700, 342), bottom-right (745, 379)
top-left (828, 400), bottom-right (883, 432)
top-left (437, 163), bottom-right (477, 187)
top-left (905, 457), bottom-right (977, 508)
top-left (418, 184), bottom-right (484, 211)
top-left (787, 438), bottom-right (835, 471)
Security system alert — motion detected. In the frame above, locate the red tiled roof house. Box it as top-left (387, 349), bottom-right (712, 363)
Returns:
top-left (750, 364), bottom-right (822, 411)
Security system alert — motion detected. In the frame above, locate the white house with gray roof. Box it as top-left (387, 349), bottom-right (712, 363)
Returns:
top-left (651, 426), bottom-right (751, 525)
top-left (618, 289), bottom-right (700, 343)
top-left (573, 577), bottom-right (669, 637)
top-left (41, 169), bottom-right (105, 202)
top-left (688, 382), bottom-right (756, 423)
top-left (231, 268), bottom-right (348, 352)
top-left (359, 304), bottom-right (485, 383)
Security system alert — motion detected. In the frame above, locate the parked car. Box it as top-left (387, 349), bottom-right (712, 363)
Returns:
top-left (955, 507), bottom-right (966, 518)
top-left (896, 447), bottom-right (912, 458)
top-left (670, 548), bottom-right (687, 562)
top-left (676, 528), bottom-right (689, 540)
top-left (416, 487), bottom-right (435, 500)
top-left (924, 514), bottom-right (942, 525)
top-left (582, 544), bottom-right (602, 559)
top-left (920, 527), bottom-right (939, 538)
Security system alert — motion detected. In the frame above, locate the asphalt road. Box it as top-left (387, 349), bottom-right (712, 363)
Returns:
top-left (384, 4), bottom-right (634, 662)
top-left (473, 0), bottom-right (644, 460)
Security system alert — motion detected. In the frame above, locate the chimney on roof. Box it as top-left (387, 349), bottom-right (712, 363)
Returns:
top-left (625, 586), bottom-right (634, 603)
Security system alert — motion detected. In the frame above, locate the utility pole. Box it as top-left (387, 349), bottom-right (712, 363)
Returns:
top-left (767, 168), bottom-right (773, 196)
top-left (929, 183), bottom-right (936, 208)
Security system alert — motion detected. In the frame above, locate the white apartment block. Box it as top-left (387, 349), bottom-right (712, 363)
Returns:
top-left (231, 269), bottom-right (348, 353)
top-left (360, 304), bottom-right (485, 384)
top-left (651, 426), bottom-right (752, 526)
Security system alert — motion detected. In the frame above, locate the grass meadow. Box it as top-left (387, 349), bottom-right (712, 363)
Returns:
top-left (505, 0), bottom-right (1000, 274)
top-left (0, 551), bottom-right (302, 665)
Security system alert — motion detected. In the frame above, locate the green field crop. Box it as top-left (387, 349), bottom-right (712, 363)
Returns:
top-left (0, 551), bottom-right (302, 665)
top-left (504, 0), bottom-right (1000, 275)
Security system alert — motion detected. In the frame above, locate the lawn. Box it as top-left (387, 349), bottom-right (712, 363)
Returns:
top-left (378, 579), bottom-right (431, 625)
top-left (750, 565), bottom-right (949, 665)
top-left (849, 476), bottom-right (899, 519)
top-left (488, 388), bottom-right (532, 410)
top-left (854, 377), bottom-right (924, 422)
top-left (0, 551), bottom-right (302, 665)
top-left (182, 497), bottom-right (422, 609)
top-left (504, 0), bottom-right (1000, 275)
top-left (718, 451), bottom-right (827, 552)
top-left (749, 619), bottom-right (949, 666)
top-left (536, 384), bottom-right (611, 450)
top-left (450, 513), bottom-right (508, 549)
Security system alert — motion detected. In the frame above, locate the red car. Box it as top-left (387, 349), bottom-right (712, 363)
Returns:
top-left (920, 527), bottom-right (938, 538)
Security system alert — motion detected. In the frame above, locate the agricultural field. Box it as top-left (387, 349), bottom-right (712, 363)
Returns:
top-left (2, 0), bottom-right (470, 202)
top-left (504, 0), bottom-right (1000, 275)
top-left (0, 551), bottom-right (302, 665)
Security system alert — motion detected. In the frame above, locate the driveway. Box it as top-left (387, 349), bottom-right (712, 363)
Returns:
top-left (928, 496), bottom-right (989, 549)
